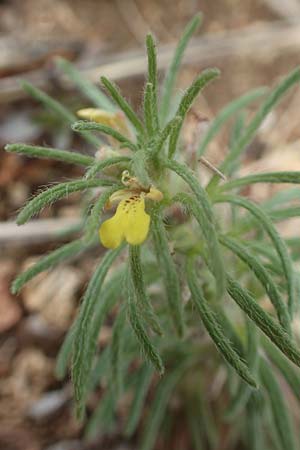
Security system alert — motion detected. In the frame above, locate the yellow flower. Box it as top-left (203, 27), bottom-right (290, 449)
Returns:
top-left (99, 187), bottom-right (163, 249)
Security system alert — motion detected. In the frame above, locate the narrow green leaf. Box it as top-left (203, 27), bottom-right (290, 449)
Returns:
top-left (140, 361), bottom-right (190, 450)
top-left (72, 120), bottom-right (137, 152)
top-left (85, 156), bottom-right (130, 180)
top-left (215, 194), bottom-right (295, 316)
top-left (85, 386), bottom-right (116, 439)
top-left (246, 392), bottom-right (265, 450)
top-left (150, 116), bottom-right (181, 157)
top-left (226, 320), bottom-right (260, 419)
top-left (125, 365), bottom-right (153, 437)
top-left (229, 110), bottom-right (246, 148)
top-left (194, 388), bottom-right (219, 449)
top-left (220, 67), bottom-right (300, 174)
top-left (176, 193), bottom-right (226, 297)
top-left (4, 143), bottom-right (94, 167)
top-left (110, 307), bottom-right (126, 396)
top-left (260, 358), bottom-right (297, 450)
top-left (187, 259), bottom-right (258, 388)
top-left (151, 211), bottom-right (184, 337)
top-left (17, 178), bottom-right (114, 225)
top-left (263, 338), bottom-right (300, 402)
top-left (129, 246), bottom-right (162, 336)
top-left (55, 57), bottom-right (114, 110)
top-left (88, 346), bottom-right (111, 392)
top-left (86, 267), bottom-right (127, 390)
top-left (165, 159), bottom-right (225, 298)
top-left (226, 276), bottom-right (300, 368)
top-left (72, 247), bottom-right (124, 419)
top-left (216, 310), bottom-right (245, 357)
top-left (186, 403), bottom-right (205, 450)
top-left (21, 81), bottom-right (101, 147)
top-left (168, 68), bottom-right (220, 158)
top-left (146, 34), bottom-right (159, 131)
top-left (101, 76), bottom-right (144, 135)
top-left (58, 266), bottom-right (123, 383)
top-left (197, 87), bottom-right (266, 157)
top-left (144, 82), bottom-right (156, 137)
top-left (268, 206), bottom-right (300, 222)
top-left (263, 186), bottom-right (300, 210)
top-left (55, 325), bottom-right (76, 379)
top-left (12, 238), bottom-right (90, 294)
top-left (220, 171), bottom-right (300, 192)
top-left (127, 274), bottom-right (164, 374)
top-left (219, 235), bottom-right (291, 333)
top-left (160, 13), bottom-right (202, 122)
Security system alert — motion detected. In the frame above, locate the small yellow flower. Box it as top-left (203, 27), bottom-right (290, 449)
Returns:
top-left (99, 185), bottom-right (163, 249)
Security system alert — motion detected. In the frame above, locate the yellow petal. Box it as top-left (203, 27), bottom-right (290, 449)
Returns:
top-left (99, 213), bottom-right (124, 249)
top-left (99, 195), bottom-right (150, 249)
top-left (77, 108), bottom-right (116, 127)
top-left (123, 197), bottom-right (150, 245)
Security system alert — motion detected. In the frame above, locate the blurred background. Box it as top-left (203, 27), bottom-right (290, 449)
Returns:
top-left (1, 1), bottom-right (300, 449)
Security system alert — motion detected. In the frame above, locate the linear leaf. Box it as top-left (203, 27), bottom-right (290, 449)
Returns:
top-left (72, 247), bottom-right (123, 419)
top-left (220, 171), bottom-right (300, 192)
top-left (88, 346), bottom-right (111, 392)
top-left (160, 13), bottom-right (202, 122)
top-left (177, 193), bottom-right (226, 298)
top-left (263, 187), bottom-right (300, 211)
top-left (86, 267), bottom-right (127, 390)
top-left (110, 307), bottom-right (126, 396)
top-left (72, 120), bottom-right (138, 151)
top-left (168, 68), bottom-right (220, 158)
top-left (150, 116), bottom-right (181, 156)
top-left (165, 159), bottom-right (225, 298)
top-left (129, 246), bottom-right (162, 336)
top-left (263, 338), bottom-right (300, 402)
top-left (22, 80), bottom-right (101, 147)
top-left (219, 235), bottom-right (291, 333)
top-left (85, 156), bottom-right (130, 180)
top-left (197, 87), bottom-right (266, 157)
top-left (225, 320), bottom-right (260, 419)
top-left (246, 392), bottom-right (265, 450)
top-left (268, 206), bottom-right (300, 222)
top-left (140, 360), bottom-right (190, 450)
top-left (187, 260), bottom-right (257, 388)
top-left (260, 358), bottom-right (297, 450)
top-left (101, 76), bottom-right (144, 135)
top-left (215, 194), bottom-right (295, 316)
top-left (226, 276), bottom-right (300, 368)
top-left (125, 365), bottom-right (153, 437)
top-left (17, 179), bottom-right (114, 225)
top-left (85, 387), bottom-right (116, 439)
top-left (144, 82), bottom-right (156, 137)
top-left (220, 67), bottom-right (300, 174)
top-left (55, 325), bottom-right (76, 380)
top-left (4, 143), bottom-right (94, 167)
top-left (229, 111), bottom-right (245, 149)
top-left (55, 57), bottom-right (114, 110)
top-left (12, 238), bottom-right (90, 294)
top-left (151, 211), bottom-right (184, 337)
top-left (127, 274), bottom-right (164, 374)
top-left (146, 34), bottom-right (159, 131)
